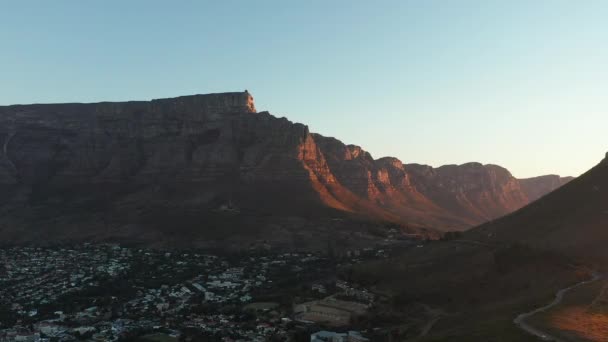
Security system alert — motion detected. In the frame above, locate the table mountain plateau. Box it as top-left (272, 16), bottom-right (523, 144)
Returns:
top-left (0, 91), bottom-right (570, 248)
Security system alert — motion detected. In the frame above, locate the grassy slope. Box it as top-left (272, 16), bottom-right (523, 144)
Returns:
top-left (472, 159), bottom-right (608, 267)
top-left (351, 241), bottom-right (583, 341)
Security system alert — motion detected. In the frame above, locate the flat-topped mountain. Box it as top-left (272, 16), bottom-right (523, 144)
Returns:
top-left (0, 92), bottom-right (571, 247)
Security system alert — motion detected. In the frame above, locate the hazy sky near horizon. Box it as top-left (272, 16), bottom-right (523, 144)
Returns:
top-left (1, 1), bottom-right (606, 178)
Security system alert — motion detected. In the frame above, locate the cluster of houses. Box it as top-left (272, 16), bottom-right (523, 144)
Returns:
top-left (0, 245), bottom-right (130, 318)
top-left (0, 244), bottom-right (375, 341)
top-left (311, 330), bottom-right (370, 342)
top-left (335, 281), bottom-right (375, 303)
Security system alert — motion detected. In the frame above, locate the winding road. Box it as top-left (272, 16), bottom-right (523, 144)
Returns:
top-left (513, 272), bottom-right (602, 341)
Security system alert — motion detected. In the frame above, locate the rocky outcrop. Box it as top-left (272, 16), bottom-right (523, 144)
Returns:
top-left (519, 175), bottom-right (574, 202)
top-left (405, 163), bottom-right (531, 225)
top-left (0, 91), bottom-right (572, 246)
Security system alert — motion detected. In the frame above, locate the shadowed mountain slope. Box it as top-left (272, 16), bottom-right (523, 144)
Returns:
top-left (472, 156), bottom-right (608, 264)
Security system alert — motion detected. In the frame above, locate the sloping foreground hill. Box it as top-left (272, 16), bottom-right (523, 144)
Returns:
top-left (347, 157), bottom-right (605, 341)
top-left (349, 240), bottom-right (585, 341)
top-left (0, 91), bottom-right (569, 247)
top-left (473, 156), bottom-right (608, 265)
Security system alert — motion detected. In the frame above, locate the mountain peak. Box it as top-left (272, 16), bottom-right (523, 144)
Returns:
top-left (151, 90), bottom-right (256, 114)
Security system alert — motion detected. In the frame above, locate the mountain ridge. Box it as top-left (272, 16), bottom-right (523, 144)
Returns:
top-left (0, 91), bottom-right (572, 247)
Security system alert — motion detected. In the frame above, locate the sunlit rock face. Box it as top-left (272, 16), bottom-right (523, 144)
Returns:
top-left (405, 163), bottom-right (531, 224)
top-left (0, 92), bottom-right (571, 246)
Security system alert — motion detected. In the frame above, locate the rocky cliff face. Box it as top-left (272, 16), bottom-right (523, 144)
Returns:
top-left (0, 92), bottom-right (571, 247)
top-left (405, 163), bottom-right (531, 225)
top-left (0, 91), bottom-right (331, 246)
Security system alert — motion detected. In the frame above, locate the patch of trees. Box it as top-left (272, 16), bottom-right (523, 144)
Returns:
top-left (440, 231), bottom-right (463, 241)
top-left (493, 243), bottom-right (536, 274)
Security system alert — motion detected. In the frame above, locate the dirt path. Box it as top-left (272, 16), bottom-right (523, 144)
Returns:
top-left (418, 303), bottom-right (445, 338)
top-left (513, 272), bottom-right (602, 341)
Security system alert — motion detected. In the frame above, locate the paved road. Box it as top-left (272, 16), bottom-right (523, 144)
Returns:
top-left (451, 239), bottom-right (494, 247)
top-left (513, 272), bottom-right (602, 341)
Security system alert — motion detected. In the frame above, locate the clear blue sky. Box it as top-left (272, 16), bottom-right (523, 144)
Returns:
top-left (1, 1), bottom-right (606, 178)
